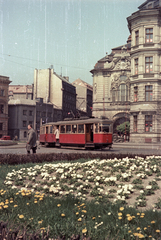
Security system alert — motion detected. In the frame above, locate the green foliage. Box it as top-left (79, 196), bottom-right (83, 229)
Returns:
top-left (116, 121), bottom-right (130, 134)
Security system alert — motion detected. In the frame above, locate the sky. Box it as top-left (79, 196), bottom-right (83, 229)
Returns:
top-left (0, 0), bottom-right (144, 86)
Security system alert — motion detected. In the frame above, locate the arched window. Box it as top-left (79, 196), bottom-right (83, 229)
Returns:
top-left (118, 84), bottom-right (128, 101)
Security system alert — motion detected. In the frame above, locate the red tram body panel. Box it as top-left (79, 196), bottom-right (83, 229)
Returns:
top-left (39, 117), bottom-right (113, 149)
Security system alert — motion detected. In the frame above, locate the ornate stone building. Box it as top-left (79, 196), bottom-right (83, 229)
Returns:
top-left (0, 75), bottom-right (11, 138)
top-left (90, 41), bottom-right (131, 135)
top-left (91, 0), bottom-right (161, 143)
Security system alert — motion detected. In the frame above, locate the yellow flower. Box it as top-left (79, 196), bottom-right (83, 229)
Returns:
top-left (151, 221), bottom-right (155, 224)
top-left (82, 210), bottom-right (87, 213)
top-left (57, 204), bottom-right (61, 207)
top-left (34, 201), bottom-right (37, 203)
top-left (118, 217), bottom-right (122, 220)
top-left (82, 228), bottom-right (87, 234)
top-left (10, 200), bottom-right (13, 203)
top-left (144, 227), bottom-right (147, 230)
top-left (14, 205), bottom-right (18, 208)
top-left (38, 220), bottom-right (43, 224)
top-left (39, 198), bottom-right (43, 201)
top-left (133, 233), bottom-right (144, 238)
top-left (118, 212), bottom-right (122, 216)
top-left (137, 213), bottom-right (140, 216)
top-left (78, 218), bottom-right (82, 222)
top-left (120, 207), bottom-right (124, 211)
top-left (19, 215), bottom-right (24, 219)
top-left (76, 212), bottom-right (79, 215)
top-left (92, 217), bottom-right (96, 220)
top-left (0, 202), bottom-right (4, 206)
top-left (137, 227), bottom-right (140, 230)
top-left (127, 216), bottom-right (133, 221)
top-left (128, 230), bottom-right (131, 233)
top-left (26, 203), bottom-right (29, 205)
top-left (61, 213), bottom-right (65, 217)
top-left (156, 229), bottom-right (160, 233)
top-left (3, 205), bottom-right (8, 208)
top-left (149, 236), bottom-right (152, 238)
top-left (126, 214), bottom-right (130, 217)
top-left (140, 215), bottom-right (144, 218)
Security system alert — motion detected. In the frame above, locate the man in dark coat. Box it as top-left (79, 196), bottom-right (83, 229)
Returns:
top-left (26, 124), bottom-right (37, 154)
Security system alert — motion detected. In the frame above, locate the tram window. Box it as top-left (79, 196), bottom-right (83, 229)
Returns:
top-left (78, 124), bottom-right (84, 133)
top-left (72, 124), bottom-right (77, 133)
top-left (66, 125), bottom-right (71, 133)
top-left (95, 124), bottom-right (98, 133)
top-left (46, 127), bottom-right (48, 134)
top-left (100, 124), bottom-right (109, 133)
top-left (60, 125), bottom-right (65, 133)
top-left (50, 126), bottom-right (53, 134)
top-left (40, 127), bottom-right (45, 134)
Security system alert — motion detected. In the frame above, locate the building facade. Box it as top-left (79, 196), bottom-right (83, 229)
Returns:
top-left (72, 78), bottom-right (93, 117)
top-left (8, 99), bottom-right (36, 140)
top-left (91, 0), bottom-right (161, 143)
top-left (9, 85), bottom-right (33, 100)
top-left (0, 75), bottom-right (11, 138)
top-left (33, 67), bottom-right (76, 119)
top-left (127, 0), bottom-right (161, 143)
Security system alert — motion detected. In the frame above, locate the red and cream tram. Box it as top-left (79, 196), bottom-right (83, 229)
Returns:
top-left (39, 117), bottom-right (113, 149)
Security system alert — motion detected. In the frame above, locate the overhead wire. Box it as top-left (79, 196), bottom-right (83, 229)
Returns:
top-left (0, 53), bottom-right (90, 71)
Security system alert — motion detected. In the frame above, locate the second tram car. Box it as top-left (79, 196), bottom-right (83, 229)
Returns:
top-left (39, 117), bottom-right (113, 149)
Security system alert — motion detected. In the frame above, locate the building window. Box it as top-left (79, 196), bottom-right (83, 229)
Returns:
top-left (133, 115), bottom-right (137, 132)
top-left (145, 57), bottom-right (153, 73)
top-left (24, 131), bottom-right (27, 138)
top-left (118, 84), bottom-right (128, 101)
top-left (37, 111), bottom-right (41, 117)
top-left (135, 30), bottom-right (139, 45)
top-left (145, 85), bottom-right (153, 101)
top-left (112, 90), bottom-right (116, 102)
top-left (0, 123), bottom-right (2, 130)
top-left (134, 86), bottom-right (138, 102)
top-left (29, 110), bottom-right (32, 116)
top-left (145, 115), bottom-right (152, 132)
top-left (47, 112), bottom-right (52, 117)
top-left (29, 121), bottom-right (33, 126)
top-left (0, 89), bottom-right (4, 96)
top-left (145, 28), bottom-right (153, 43)
top-left (134, 58), bottom-right (138, 74)
top-left (23, 121), bottom-right (27, 127)
top-left (23, 110), bottom-right (27, 115)
top-left (42, 112), bottom-right (46, 117)
top-left (0, 105), bottom-right (4, 114)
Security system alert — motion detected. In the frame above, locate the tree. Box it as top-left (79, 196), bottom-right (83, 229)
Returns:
top-left (116, 121), bottom-right (130, 135)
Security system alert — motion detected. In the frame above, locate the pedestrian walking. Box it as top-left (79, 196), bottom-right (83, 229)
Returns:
top-left (26, 124), bottom-right (37, 154)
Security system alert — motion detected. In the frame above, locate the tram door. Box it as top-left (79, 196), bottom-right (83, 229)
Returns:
top-left (85, 124), bottom-right (93, 142)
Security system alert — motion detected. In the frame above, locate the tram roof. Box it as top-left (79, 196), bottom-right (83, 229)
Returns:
top-left (41, 117), bottom-right (112, 126)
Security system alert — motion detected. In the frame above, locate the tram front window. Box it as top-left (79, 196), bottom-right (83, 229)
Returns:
top-left (99, 124), bottom-right (109, 133)
top-left (95, 124), bottom-right (98, 133)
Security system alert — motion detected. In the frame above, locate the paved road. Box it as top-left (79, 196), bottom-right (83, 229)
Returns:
top-left (0, 142), bottom-right (161, 155)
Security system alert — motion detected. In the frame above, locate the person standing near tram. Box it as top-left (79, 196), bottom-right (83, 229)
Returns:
top-left (54, 125), bottom-right (59, 144)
